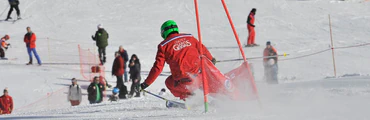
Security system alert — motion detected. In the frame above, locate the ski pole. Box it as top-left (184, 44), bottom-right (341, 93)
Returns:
top-left (142, 89), bottom-right (168, 101)
top-left (0, 6), bottom-right (9, 18)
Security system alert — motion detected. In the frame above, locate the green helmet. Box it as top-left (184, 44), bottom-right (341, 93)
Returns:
top-left (161, 20), bottom-right (179, 39)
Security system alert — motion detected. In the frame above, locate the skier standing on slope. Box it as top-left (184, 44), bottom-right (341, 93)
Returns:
top-left (118, 46), bottom-right (129, 82)
top-left (67, 78), bottom-right (82, 106)
top-left (128, 54), bottom-right (141, 98)
top-left (263, 41), bottom-right (278, 84)
top-left (0, 35), bottom-right (10, 59)
top-left (5, 0), bottom-right (21, 21)
top-left (24, 27), bottom-right (42, 65)
top-left (112, 51), bottom-right (128, 99)
top-left (91, 24), bottom-right (109, 65)
top-left (245, 8), bottom-right (257, 47)
top-left (0, 88), bottom-right (13, 115)
top-left (140, 20), bottom-right (216, 100)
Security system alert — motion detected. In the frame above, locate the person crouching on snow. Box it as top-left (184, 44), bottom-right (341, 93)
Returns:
top-left (263, 41), bottom-right (278, 84)
top-left (109, 87), bottom-right (120, 102)
top-left (0, 35), bottom-right (10, 59)
top-left (68, 78), bottom-right (82, 106)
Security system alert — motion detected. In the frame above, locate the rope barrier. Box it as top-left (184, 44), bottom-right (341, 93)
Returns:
top-left (279, 49), bottom-right (330, 61)
top-left (15, 87), bottom-right (67, 111)
top-left (216, 42), bottom-right (370, 63)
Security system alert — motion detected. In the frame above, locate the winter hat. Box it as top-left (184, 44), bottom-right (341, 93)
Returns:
top-left (251, 8), bottom-right (257, 13)
top-left (266, 41), bottom-right (271, 45)
top-left (97, 24), bottom-right (103, 29)
top-left (72, 78), bottom-right (77, 82)
top-left (3, 88), bottom-right (8, 93)
top-left (4, 35), bottom-right (10, 40)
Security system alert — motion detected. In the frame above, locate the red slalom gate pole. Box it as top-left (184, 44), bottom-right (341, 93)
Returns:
top-left (194, 0), bottom-right (209, 113)
top-left (220, 0), bottom-right (260, 101)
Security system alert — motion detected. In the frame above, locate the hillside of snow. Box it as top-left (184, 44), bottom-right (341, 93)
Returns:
top-left (0, 0), bottom-right (369, 119)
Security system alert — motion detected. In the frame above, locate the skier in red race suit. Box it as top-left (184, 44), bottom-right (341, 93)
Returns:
top-left (245, 8), bottom-right (257, 47)
top-left (140, 20), bottom-right (216, 100)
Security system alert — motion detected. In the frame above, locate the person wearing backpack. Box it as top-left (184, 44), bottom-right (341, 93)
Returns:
top-left (67, 78), bottom-right (82, 106)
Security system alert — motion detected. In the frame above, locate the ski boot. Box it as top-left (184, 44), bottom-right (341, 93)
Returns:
top-left (5, 17), bottom-right (12, 21)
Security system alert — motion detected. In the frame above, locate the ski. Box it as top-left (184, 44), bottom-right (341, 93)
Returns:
top-left (142, 90), bottom-right (188, 109)
top-left (12, 15), bottom-right (32, 24)
top-left (166, 100), bottom-right (187, 109)
top-left (0, 58), bottom-right (17, 60)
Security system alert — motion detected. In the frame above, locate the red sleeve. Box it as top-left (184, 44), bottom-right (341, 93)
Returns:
top-left (120, 57), bottom-right (124, 71)
top-left (144, 45), bottom-right (166, 86)
top-left (31, 34), bottom-right (36, 43)
top-left (272, 47), bottom-right (278, 54)
top-left (112, 58), bottom-right (117, 75)
top-left (201, 44), bottom-right (213, 61)
top-left (263, 48), bottom-right (268, 62)
top-left (9, 97), bottom-right (13, 113)
top-left (1, 41), bottom-right (6, 48)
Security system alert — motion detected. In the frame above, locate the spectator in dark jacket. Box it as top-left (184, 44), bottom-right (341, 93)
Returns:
top-left (6, 0), bottom-right (20, 21)
top-left (92, 24), bottom-right (109, 65)
top-left (87, 77), bottom-right (105, 104)
top-left (119, 46), bottom-right (129, 82)
top-left (128, 54), bottom-right (141, 98)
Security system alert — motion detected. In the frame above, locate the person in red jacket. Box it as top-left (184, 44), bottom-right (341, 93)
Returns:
top-left (140, 20), bottom-right (216, 100)
top-left (0, 88), bottom-right (13, 115)
top-left (263, 41), bottom-right (278, 84)
top-left (263, 41), bottom-right (277, 63)
top-left (24, 27), bottom-right (42, 65)
top-left (112, 51), bottom-right (127, 99)
top-left (245, 8), bottom-right (257, 47)
top-left (0, 35), bottom-right (10, 59)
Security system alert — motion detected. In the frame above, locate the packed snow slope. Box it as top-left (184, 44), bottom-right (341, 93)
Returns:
top-left (0, 0), bottom-right (370, 119)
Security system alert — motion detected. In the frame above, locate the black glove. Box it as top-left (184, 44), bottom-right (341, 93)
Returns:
top-left (7, 44), bottom-right (10, 46)
top-left (91, 35), bottom-right (95, 40)
top-left (5, 47), bottom-right (8, 50)
top-left (252, 25), bottom-right (256, 27)
top-left (211, 58), bottom-right (217, 65)
top-left (140, 83), bottom-right (149, 90)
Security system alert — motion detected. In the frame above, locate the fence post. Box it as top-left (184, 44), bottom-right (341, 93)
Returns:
top-left (328, 14), bottom-right (337, 77)
top-left (47, 37), bottom-right (51, 62)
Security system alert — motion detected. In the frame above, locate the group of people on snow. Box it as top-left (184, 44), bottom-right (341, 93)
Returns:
top-left (1, 3), bottom-right (280, 114)
top-left (65, 41), bottom-right (143, 105)
top-left (1, 27), bottom-right (42, 64)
